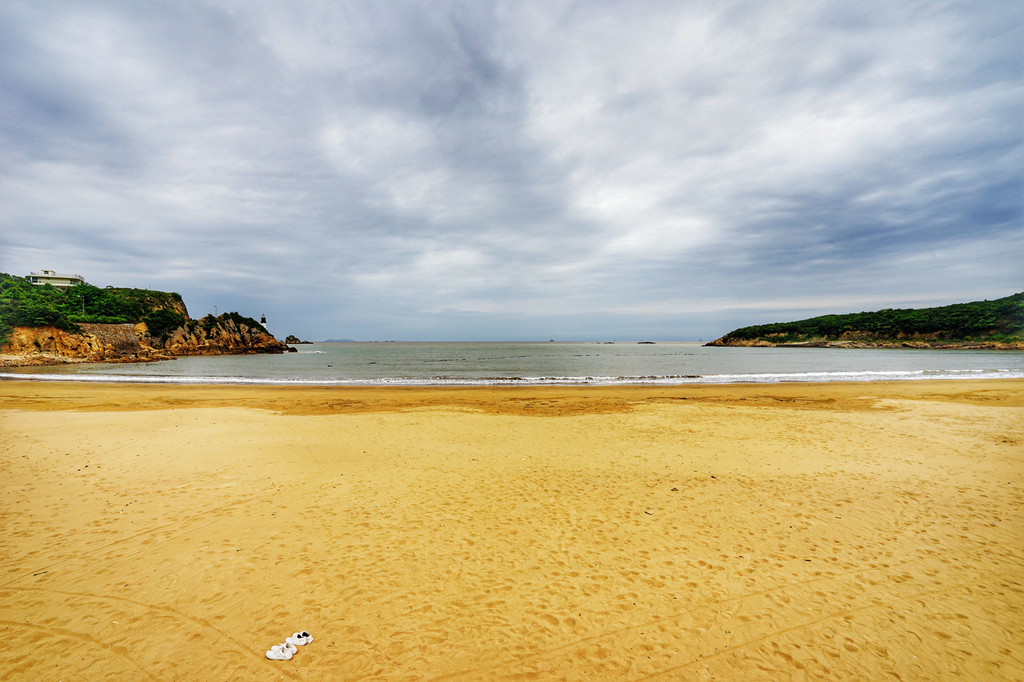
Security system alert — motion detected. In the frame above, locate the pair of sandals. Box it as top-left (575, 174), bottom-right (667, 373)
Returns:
top-left (266, 631), bottom-right (314, 660)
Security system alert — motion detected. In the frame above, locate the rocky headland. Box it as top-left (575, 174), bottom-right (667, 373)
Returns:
top-left (0, 316), bottom-right (290, 367)
top-left (706, 293), bottom-right (1023, 350)
top-left (0, 273), bottom-right (290, 366)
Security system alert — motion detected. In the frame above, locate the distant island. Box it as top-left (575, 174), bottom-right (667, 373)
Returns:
top-left (0, 272), bottom-right (291, 366)
top-left (706, 293), bottom-right (1024, 349)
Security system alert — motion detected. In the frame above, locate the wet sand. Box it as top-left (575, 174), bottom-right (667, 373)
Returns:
top-left (1, 379), bottom-right (1022, 680)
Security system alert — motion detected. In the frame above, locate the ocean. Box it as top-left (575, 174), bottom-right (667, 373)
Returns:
top-left (2, 341), bottom-right (1023, 385)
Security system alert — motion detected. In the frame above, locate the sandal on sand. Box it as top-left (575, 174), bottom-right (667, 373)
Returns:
top-left (287, 631), bottom-right (313, 646)
top-left (266, 644), bottom-right (293, 661)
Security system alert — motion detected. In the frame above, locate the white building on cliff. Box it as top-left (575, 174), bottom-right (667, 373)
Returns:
top-left (27, 269), bottom-right (86, 288)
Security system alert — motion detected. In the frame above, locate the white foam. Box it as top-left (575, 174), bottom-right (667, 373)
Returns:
top-left (2, 368), bottom-right (1021, 387)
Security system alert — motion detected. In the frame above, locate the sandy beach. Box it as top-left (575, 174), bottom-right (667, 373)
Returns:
top-left (0, 379), bottom-right (1021, 680)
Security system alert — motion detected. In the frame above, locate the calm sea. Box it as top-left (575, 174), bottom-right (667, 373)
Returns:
top-left (2, 342), bottom-right (1023, 385)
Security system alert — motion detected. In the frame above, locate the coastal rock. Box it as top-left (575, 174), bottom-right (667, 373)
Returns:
top-left (704, 337), bottom-right (775, 347)
top-left (0, 273), bottom-right (290, 366)
top-left (2, 316), bottom-right (288, 367)
top-left (142, 317), bottom-right (289, 356)
top-left (0, 324), bottom-right (172, 365)
top-left (1, 325), bottom-right (100, 364)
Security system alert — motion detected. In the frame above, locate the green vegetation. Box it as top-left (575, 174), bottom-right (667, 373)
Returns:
top-left (0, 273), bottom-right (185, 344)
top-left (188, 312), bottom-right (265, 336)
top-left (142, 309), bottom-right (186, 341)
top-left (718, 293), bottom-right (1024, 345)
top-left (210, 311), bottom-right (264, 331)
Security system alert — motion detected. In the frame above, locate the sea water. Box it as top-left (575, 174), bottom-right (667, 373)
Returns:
top-left (3, 341), bottom-right (1023, 385)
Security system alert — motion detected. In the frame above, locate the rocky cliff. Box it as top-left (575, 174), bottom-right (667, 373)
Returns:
top-left (1, 316), bottom-right (289, 367)
top-left (0, 273), bottom-right (293, 366)
top-left (145, 316), bottom-right (289, 356)
top-left (0, 325), bottom-right (125, 365)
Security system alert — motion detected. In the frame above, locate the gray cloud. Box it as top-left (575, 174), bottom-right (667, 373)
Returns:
top-left (1, 0), bottom-right (1021, 341)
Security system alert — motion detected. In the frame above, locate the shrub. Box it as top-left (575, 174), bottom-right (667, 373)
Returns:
top-left (143, 309), bottom-right (186, 340)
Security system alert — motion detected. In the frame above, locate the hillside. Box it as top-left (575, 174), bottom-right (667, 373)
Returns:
top-left (0, 274), bottom-right (186, 334)
top-left (706, 293), bottom-right (1024, 349)
top-left (0, 273), bottom-right (289, 365)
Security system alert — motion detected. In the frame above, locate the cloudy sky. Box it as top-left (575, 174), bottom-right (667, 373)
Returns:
top-left (2, 0), bottom-right (1021, 341)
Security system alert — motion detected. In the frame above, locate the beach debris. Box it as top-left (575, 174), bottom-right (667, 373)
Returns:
top-left (266, 631), bottom-right (312, 660)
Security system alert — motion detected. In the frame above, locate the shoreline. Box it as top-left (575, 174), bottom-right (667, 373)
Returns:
top-left (4, 377), bottom-right (1024, 411)
top-left (3, 335), bottom-right (1022, 368)
top-left (2, 379), bottom-right (1022, 679)
top-left (3, 370), bottom-right (1023, 389)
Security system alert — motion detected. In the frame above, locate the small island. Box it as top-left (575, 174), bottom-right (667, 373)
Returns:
top-left (0, 272), bottom-right (290, 366)
top-left (706, 292), bottom-right (1023, 350)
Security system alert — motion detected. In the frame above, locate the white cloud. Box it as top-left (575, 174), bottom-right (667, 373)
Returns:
top-left (1, 0), bottom-right (1020, 340)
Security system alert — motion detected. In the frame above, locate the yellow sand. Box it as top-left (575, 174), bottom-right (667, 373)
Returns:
top-left (0, 379), bottom-right (1022, 680)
